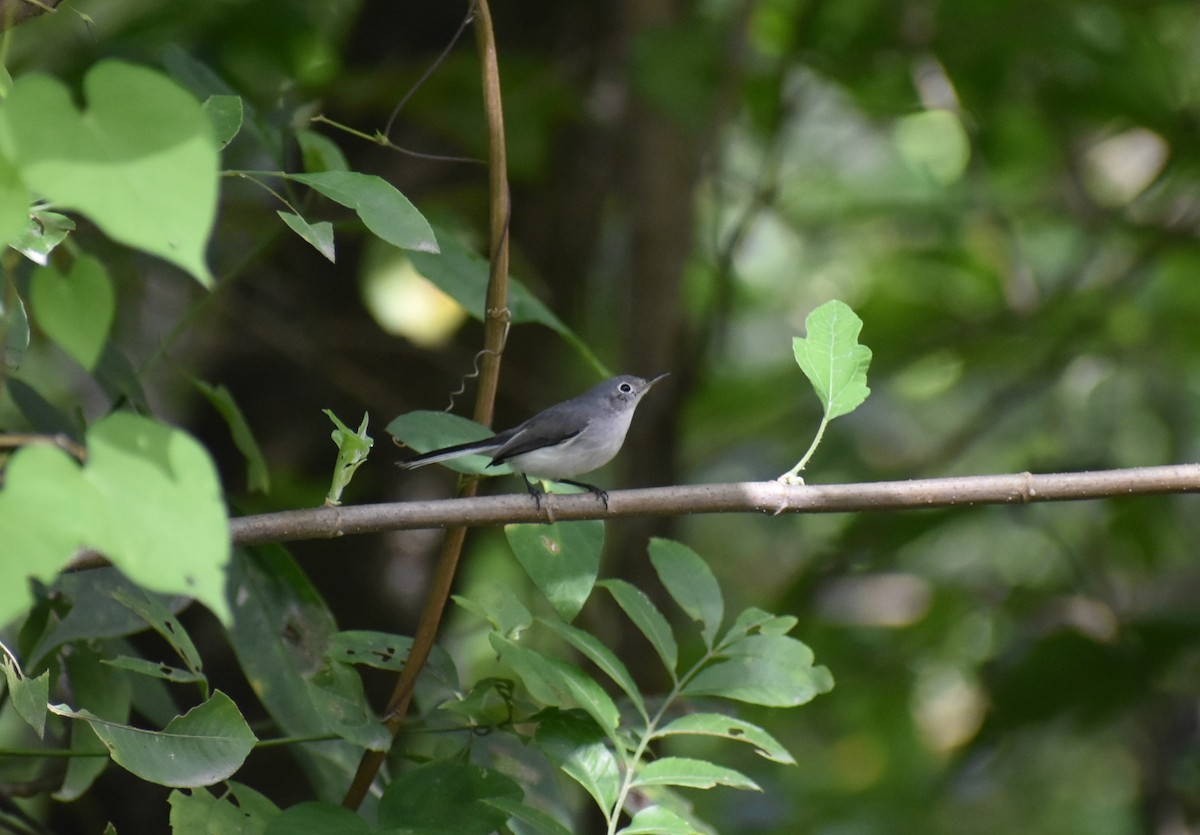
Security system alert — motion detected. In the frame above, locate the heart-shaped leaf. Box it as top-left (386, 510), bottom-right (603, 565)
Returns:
top-left (30, 256), bottom-right (114, 370)
top-left (0, 60), bottom-right (219, 286)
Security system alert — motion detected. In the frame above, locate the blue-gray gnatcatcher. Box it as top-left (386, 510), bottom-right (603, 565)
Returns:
top-left (398, 373), bottom-right (668, 504)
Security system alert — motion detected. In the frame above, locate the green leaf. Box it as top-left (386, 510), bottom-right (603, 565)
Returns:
top-left (110, 586), bottom-right (205, 676)
top-left (277, 210), bottom-right (335, 262)
top-left (408, 231), bottom-right (611, 377)
top-left (620, 805), bottom-right (700, 834)
top-left (224, 547), bottom-right (368, 792)
top-left (11, 208), bottom-right (74, 266)
top-left (2, 654), bottom-right (49, 738)
top-left (324, 410), bottom-right (372, 505)
top-left (387, 410), bottom-right (507, 475)
top-left (0, 151), bottom-right (29, 249)
top-left (540, 618), bottom-right (646, 720)
top-left (287, 171), bottom-right (438, 253)
top-left (262, 801), bottom-right (373, 835)
top-left (25, 570), bottom-right (190, 667)
top-left (0, 444), bottom-right (95, 629)
top-left (631, 756), bottom-right (760, 791)
top-left (0, 60), bottom-right (219, 286)
top-left (202, 94), bottom-right (243, 148)
top-left (296, 129), bottom-right (349, 174)
top-left (193, 378), bottom-right (270, 494)
top-left (29, 255), bottom-right (114, 370)
top-left (101, 656), bottom-right (207, 685)
top-left (169, 783), bottom-right (281, 835)
top-left (50, 690), bottom-right (257, 788)
top-left (653, 713), bottom-right (795, 764)
top-left (304, 660), bottom-right (390, 751)
top-left (599, 578), bottom-right (679, 675)
top-left (378, 761), bottom-right (522, 834)
top-left (83, 413), bottom-right (231, 624)
top-left (454, 585), bottom-right (532, 639)
top-left (482, 796), bottom-right (574, 835)
top-left (327, 630), bottom-right (414, 672)
top-left (505, 520), bottom-right (604, 622)
top-left (648, 538), bottom-right (723, 649)
top-left (683, 634), bottom-right (835, 707)
top-left (536, 708), bottom-right (621, 814)
top-left (792, 299), bottom-right (872, 421)
top-left (4, 286), bottom-right (29, 368)
top-left (56, 647), bottom-right (133, 801)
top-left (491, 634), bottom-right (620, 732)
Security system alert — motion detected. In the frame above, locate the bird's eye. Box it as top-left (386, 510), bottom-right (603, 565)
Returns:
top-left (619, 382), bottom-right (633, 393)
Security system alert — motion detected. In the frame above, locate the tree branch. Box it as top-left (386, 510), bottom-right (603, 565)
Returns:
top-left (230, 464), bottom-right (1200, 545)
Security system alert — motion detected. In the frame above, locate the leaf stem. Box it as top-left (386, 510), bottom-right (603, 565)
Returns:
top-left (778, 413), bottom-right (830, 484)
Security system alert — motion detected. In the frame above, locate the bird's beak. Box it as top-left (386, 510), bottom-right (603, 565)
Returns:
top-left (647, 372), bottom-right (670, 388)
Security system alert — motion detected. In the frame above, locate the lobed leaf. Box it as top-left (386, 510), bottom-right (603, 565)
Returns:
top-left (792, 299), bottom-right (872, 421)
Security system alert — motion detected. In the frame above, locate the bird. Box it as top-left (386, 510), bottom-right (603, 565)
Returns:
top-left (397, 373), bottom-right (668, 505)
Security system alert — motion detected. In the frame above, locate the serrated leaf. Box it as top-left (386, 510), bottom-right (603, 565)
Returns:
top-left (632, 756), bottom-right (760, 791)
top-left (491, 634), bottom-right (619, 732)
top-left (506, 521), bottom-right (603, 622)
top-left (792, 299), bottom-right (871, 421)
top-left (653, 713), bottom-right (795, 764)
top-left (0, 60), bottom-right (219, 286)
top-left (288, 170), bottom-right (437, 253)
top-left (599, 578), bottom-right (679, 675)
top-left (50, 690), bottom-right (255, 788)
top-left (648, 538), bottom-right (723, 649)
top-left (683, 634), bottom-right (834, 707)
top-left (29, 255), bottom-right (114, 370)
top-left (277, 210), bottom-right (335, 263)
top-left (540, 618), bottom-right (646, 720)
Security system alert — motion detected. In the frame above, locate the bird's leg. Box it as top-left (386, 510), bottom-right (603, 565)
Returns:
top-left (522, 475), bottom-right (546, 510)
top-left (557, 479), bottom-right (609, 509)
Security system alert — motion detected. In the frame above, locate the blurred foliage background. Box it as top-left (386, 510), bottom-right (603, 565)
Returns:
top-left (8, 0), bottom-right (1200, 832)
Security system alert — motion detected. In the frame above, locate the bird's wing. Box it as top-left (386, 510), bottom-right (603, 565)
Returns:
top-left (487, 417), bottom-right (586, 467)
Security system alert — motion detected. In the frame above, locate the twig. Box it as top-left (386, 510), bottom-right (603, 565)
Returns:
top-left (218, 465), bottom-right (1200, 546)
top-left (340, 0), bottom-right (511, 810)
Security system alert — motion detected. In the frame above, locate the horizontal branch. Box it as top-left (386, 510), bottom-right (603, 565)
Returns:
top-left (230, 464), bottom-right (1200, 546)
